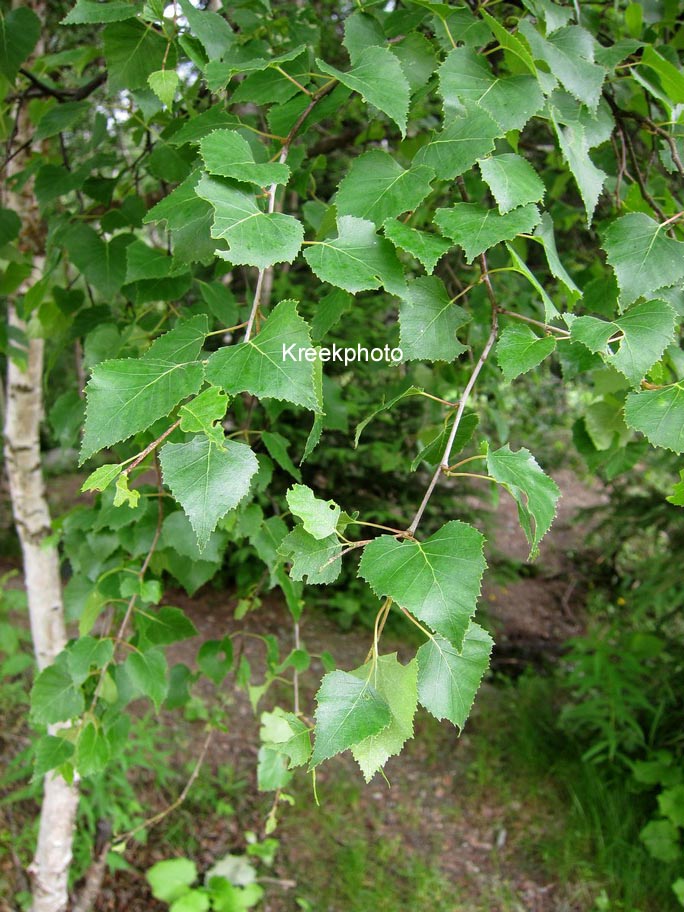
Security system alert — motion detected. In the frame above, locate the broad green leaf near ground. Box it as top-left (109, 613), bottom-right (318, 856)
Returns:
top-left (335, 150), bottom-right (434, 227)
top-left (160, 435), bottom-right (259, 551)
top-left (486, 444), bottom-right (561, 559)
top-left (196, 176), bottom-right (303, 269)
top-left (399, 276), bottom-right (469, 362)
top-left (358, 520), bottom-right (486, 650)
top-left (351, 655), bottom-right (418, 782)
top-left (435, 202), bottom-right (541, 263)
top-left (416, 623), bottom-right (493, 730)
top-left (206, 300), bottom-right (320, 412)
top-left (310, 669), bottom-right (391, 768)
top-left (316, 47), bottom-right (410, 137)
top-left (303, 216), bottom-right (405, 296)
top-left (496, 324), bottom-right (557, 383)
top-left (602, 214), bottom-right (684, 307)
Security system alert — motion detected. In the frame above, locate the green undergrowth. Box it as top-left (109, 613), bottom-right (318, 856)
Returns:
top-left (472, 673), bottom-right (681, 912)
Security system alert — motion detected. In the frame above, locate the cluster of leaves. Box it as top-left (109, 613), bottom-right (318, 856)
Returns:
top-left (1, 0), bottom-right (684, 847)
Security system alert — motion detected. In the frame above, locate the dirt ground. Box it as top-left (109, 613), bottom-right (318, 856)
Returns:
top-left (1, 468), bottom-right (608, 912)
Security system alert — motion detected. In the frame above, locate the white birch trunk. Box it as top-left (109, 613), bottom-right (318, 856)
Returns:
top-left (3, 2), bottom-right (79, 909)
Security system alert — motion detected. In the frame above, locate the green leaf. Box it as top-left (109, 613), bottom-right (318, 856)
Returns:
top-left (34, 734), bottom-right (75, 779)
top-left (382, 219), bottom-right (451, 273)
top-left (438, 47), bottom-right (543, 132)
top-left (80, 316), bottom-right (208, 461)
top-left (351, 655), bottom-right (418, 781)
top-left (113, 473), bottom-right (139, 509)
top-left (343, 11), bottom-right (384, 63)
top-left (505, 242), bottom-right (560, 323)
top-left (160, 436), bottom-right (258, 550)
top-left (659, 784), bottom-right (684, 828)
top-left (417, 623), bottom-right (493, 729)
top-left (179, 386), bottom-right (228, 436)
top-left (103, 20), bottom-right (171, 93)
top-left (317, 46), bottom-right (410, 137)
top-left (147, 858), bottom-right (198, 903)
top-left (519, 22), bottom-right (606, 110)
top-left (0, 7), bottom-right (40, 82)
top-left (178, 0), bottom-right (234, 59)
top-left (62, 1), bottom-right (138, 25)
top-left (640, 46), bottom-right (684, 106)
top-left (624, 385), bottom-right (684, 454)
top-left (399, 275), bottom-right (469, 362)
top-left (639, 819), bottom-right (680, 863)
top-left (262, 430), bottom-right (302, 481)
top-left (286, 485), bottom-right (340, 540)
top-left (667, 470), bottom-right (684, 507)
top-left (550, 110), bottom-right (606, 225)
top-left (197, 637), bottom-right (233, 685)
top-left (570, 316), bottom-right (617, 353)
top-left (34, 101), bottom-right (89, 141)
top-left (206, 300), bottom-right (319, 412)
top-left (200, 130), bottom-right (290, 187)
top-left (143, 170), bottom-right (216, 263)
top-left (310, 669), bottom-right (392, 767)
top-left (354, 385), bottom-right (425, 446)
top-left (435, 202), bottom-right (540, 263)
top-left (496, 324), bottom-right (557, 383)
top-left (124, 649), bottom-right (168, 711)
top-left (303, 216), bottom-right (405, 295)
top-left (414, 107), bottom-right (501, 180)
top-left (479, 9), bottom-right (536, 73)
top-left (31, 654), bottom-right (85, 725)
top-left (608, 300), bottom-right (677, 387)
top-left (260, 707), bottom-right (311, 768)
top-left (486, 444), bottom-right (560, 558)
top-left (76, 722), bottom-right (111, 777)
top-left (137, 606), bottom-right (198, 646)
top-left (148, 69), bottom-right (179, 109)
top-left (359, 520), bottom-right (486, 649)
top-left (280, 527), bottom-right (342, 585)
top-left (411, 413), bottom-right (479, 471)
top-left (0, 207), bottom-right (21, 247)
top-left (533, 213), bottom-right (581, 297)
top-left (335, 150), bottom-right (434, 228)
top-left (478, 154), bottom-right (545, 215)
top-left (81, 463), bottom-right (123, 494)
top-left (67, 637), bottom-right (113, 685)
top-left (63, 224), bottom-right (128, 297)
top-left (196, 175), bottom-right (303, 269)
top-left (602, 213), bottom-right (684, 307)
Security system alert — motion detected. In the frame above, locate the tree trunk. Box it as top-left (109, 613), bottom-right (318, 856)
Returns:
top-left (3, 3), bottom-right (79, 909)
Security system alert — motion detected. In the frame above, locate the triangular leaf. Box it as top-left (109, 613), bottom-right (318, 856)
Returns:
top-left (351, 655), bottom-right (418, 782)
top-left (435, 202), bottom-right (541, 263)
top-left (414, 107), bottom-right (500, 180)
top-left (200, 129), bottom-right (290, 187)
top-left (310, 669), bottom-right (391, 767)
top-left (358, 520), bottom-right (486, 650)
top-left (496, 323), bottom-right (557, 382)
top-left (624, 385), bottom-right (684, 454)
top-left (478, 154), bottom-right (545, 215)
top-left (160, 435), bottom-right (259, 550)
top-left (335, 150), bottom-right (434, 227)
top-left (399, 275), bottom-right (470, 362)
top-left (382, 219), bottom-right (451, 273)
top-left (417, 623), bottom-right (492, 730)
top-left (286, 484), bottom-right (341, 540)
top-left (206, 300), bottom-right (320, 412)
top-left (317, 46), bottom-right (410, 136)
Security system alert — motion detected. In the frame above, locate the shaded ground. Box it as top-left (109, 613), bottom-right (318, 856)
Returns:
top-left (1, 468), bottom-right (609, 912)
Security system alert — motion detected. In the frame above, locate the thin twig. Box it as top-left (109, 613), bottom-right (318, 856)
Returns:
top-left (497, 307), bottom-right (569, 336)
top-left (123, 419), bottom-right (180, 475)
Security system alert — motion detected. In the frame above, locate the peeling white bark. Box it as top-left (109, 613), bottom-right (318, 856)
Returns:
top-left (3, 3), bottom-right (80, 909)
